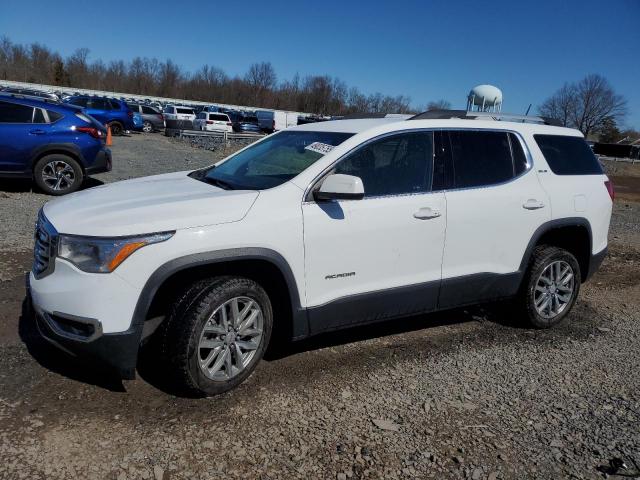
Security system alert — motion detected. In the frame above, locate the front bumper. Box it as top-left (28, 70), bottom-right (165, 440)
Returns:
top-left (27, 274), bottom-right (141, 379)
top-left (86, 148), bottom-right (112, 175)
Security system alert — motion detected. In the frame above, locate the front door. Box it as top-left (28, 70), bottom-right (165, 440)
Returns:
top-left (302, 131), bottom-right (446, 333)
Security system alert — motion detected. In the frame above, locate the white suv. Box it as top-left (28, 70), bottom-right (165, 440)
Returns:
top-left (194, 112), bottom-right (233, 133)
top-left (28, 112), bottom-right (613, 396)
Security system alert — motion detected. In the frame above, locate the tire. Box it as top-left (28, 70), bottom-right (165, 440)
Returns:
top-left (161, 277), bottom-right (273, 396)
top-left (517, 246), bottom-right (581, 328)
top-left (108, 121), bottom-right (124, 136)
top-left (142, 121), bottom-right (153, 133)
top-left (33, 154), bottom-right (83, 196)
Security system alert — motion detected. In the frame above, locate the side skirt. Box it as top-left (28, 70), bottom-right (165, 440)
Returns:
top-left (306, 271), bottom-right (523, 335)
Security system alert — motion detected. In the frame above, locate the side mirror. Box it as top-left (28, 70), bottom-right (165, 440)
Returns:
top-left (313, 174), bottom-right (365, 201)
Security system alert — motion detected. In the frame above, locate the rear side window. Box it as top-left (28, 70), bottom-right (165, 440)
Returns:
top-left (47, 110), bottom-right (63, 123)
top-left (335, 132), bottom-right (433, 197)
top-left (449, 131), bottom-right (514, 188)
top-left (509, 133), bottom-right (528, 176)
top-left (0, 101), bottom-right (34, 123)
top-left (534, 134), bottom-right (603, 175)
top-left (141, 106), bottom-right (157, 114)
top-left (110, 100), bottom-right (122, 110)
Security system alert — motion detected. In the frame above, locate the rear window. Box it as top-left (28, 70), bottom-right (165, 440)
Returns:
top-left (177, 108), bottom-right (194, 115)
top-left (210, 114), bottom-right (229, 121)
top-left (534, 135), bottom-right (603, 175)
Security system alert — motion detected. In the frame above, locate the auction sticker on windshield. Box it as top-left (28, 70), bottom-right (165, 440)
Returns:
top-left (305, 142), bottom-right (335, 155)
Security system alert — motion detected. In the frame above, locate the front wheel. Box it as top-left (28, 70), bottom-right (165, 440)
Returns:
top-left (518, 246), bottom-right (581, 328)
top-left (161, 277), bottom-right (273, 396)
top-left (33, 154), bottom-right (83, 196)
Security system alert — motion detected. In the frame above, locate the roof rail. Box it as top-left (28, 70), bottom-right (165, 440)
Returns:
top-left (340, 113), bottom-right (412, 120)
top-left (408, 109), bottom-right (563, 126)
top-left (0, 92), bottom-right (61, 104)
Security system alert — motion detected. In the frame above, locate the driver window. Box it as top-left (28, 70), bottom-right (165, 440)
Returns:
top-left (334, 132), bottom-right (433, 197)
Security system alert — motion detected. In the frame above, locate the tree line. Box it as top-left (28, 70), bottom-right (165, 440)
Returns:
top-left (538, 74), bottom-right (632, 142)
top-left (0, 37), bottom-right (418, 115)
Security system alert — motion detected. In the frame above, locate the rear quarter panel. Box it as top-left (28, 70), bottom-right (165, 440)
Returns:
top-left (525, 132), bottom-right (612, 254)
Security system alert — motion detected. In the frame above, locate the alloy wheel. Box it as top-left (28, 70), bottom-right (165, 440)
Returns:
top-left (533, 260), bottom-right (575, 319)
top-left (41, 160), bottom-right (76, 191)
top-left (197, 296), bottom-right (264, 381)
top-left (142, 121), bottom-right (153, 133)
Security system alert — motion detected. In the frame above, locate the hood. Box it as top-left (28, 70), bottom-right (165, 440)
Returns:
top-left (43, 171), bottom-right (259, 236)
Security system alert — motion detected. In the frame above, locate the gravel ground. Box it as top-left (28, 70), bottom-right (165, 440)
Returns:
top-left (0, 135), bottom-right (638, 479)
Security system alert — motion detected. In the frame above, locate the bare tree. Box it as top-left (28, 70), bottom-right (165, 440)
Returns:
top-left (426, 99), bottom-right (451, 111)
top-left (539, 75), bottom-right (626, 136)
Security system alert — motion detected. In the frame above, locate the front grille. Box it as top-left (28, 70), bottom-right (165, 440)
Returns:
top-left (33, 211), bottom-right (58, 279)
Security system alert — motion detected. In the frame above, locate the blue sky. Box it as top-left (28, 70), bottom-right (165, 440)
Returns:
top-left (1, 0), bottom-right (639, 127)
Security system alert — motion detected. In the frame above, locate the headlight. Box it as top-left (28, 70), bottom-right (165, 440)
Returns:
top-left (58, 232), bottom-right (174, 273)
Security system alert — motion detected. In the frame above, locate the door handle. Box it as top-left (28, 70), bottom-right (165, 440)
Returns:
top-left (413, 207), bottom-right (441, 219)
top-left (523, 199), bottom-right (545, 210)
top-left (29, 129), bottom-right (46, 135)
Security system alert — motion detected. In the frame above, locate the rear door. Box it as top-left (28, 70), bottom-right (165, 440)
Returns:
top-left (437, 130), bottom-right (550, 307)
top-left (0, 101), bottom-right (46, 173)
top-left (302, 131), bottom-right (446, 332)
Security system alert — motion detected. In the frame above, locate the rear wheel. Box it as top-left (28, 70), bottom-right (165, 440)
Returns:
top-left (33, 154), bottom-right (83, 196)
top-left (142, 121), bottom-right (153, 133)
top-left (108, 121), bottom-right (123, 136)
top-left (517, 246), bottom-right (581, 328)
top-left (161, 277), bottom-right (272, 396)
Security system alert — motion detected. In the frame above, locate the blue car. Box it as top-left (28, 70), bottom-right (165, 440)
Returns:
top-left (0, 93), bottom-right (111, 195)
top-left (64, 95), bottom-right (135, 135)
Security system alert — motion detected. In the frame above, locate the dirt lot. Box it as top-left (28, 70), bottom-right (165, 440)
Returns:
top-left (0, 135), bottom-right (638, 480)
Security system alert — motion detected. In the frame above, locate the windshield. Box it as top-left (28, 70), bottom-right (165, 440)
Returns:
top-left (195, 130), bottom-right (354, 190)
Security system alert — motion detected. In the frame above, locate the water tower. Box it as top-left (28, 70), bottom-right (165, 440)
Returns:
top-left (466, 84), bottom-right (503, 113)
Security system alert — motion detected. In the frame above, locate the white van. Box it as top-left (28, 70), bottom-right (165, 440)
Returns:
top-left (256, 110), bottom-right (298, 133)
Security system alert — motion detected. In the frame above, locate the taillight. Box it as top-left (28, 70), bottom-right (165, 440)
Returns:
top-left (76, 126), bottom-right (102, 139)
top-left (127, 110), bottom-right (133, 118)
top-left (206, 120), bottom-right (214, 124)
top-left (226, 122), bottom-right (232, 126)
top-left (159, 114), bottom-right (164, 121)
top-left (604, 180), bottom-right (615, 201)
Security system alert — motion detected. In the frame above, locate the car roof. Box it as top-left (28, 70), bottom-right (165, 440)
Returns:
top-left (0, 92), bottom-right (74, 109)
top-left (290, 117), bottom-right (583, 137)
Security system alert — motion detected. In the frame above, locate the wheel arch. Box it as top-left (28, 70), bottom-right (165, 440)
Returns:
top-left (133, 248), bottom-right (307, 345)
top-left (520, 217), bottom-right (593, 283)
top-left (30, 144), bottom-right (85, 173)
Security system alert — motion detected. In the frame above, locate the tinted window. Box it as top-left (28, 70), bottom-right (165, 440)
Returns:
top-left (141, 105), bottom-right (157, 114)
top-left (127, 103), bottom-right (139, 112)
top-left (449, 131), bottom-right (514, 188)
top-left (69, 97), bottom-right (88, 107)
top-left (509, 133), bottom-right (528, 176)
top-left (432, 130), bottom-right (453, 191)
top-left (87, 98), bottom-right (110, 110)
top-left (110, 100), bottom-right (122, 110)
top-left (210, 114), bottom-right (229, 121)
top-left (0, 101), bottom-right (34, 123)
top-left (334, 132), bottom-right (433, 197)
top-left (33, 108), bottom-right (47, 123)
top-left (534, 134), bottom-right (603, 175)
top-left (177, 108), bottom-right (194, 115)
top-left (47, 110), bottom-right (63, 123)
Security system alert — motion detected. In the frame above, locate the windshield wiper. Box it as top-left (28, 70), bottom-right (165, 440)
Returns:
top-left (204, 177), bottom-right (235, 190)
